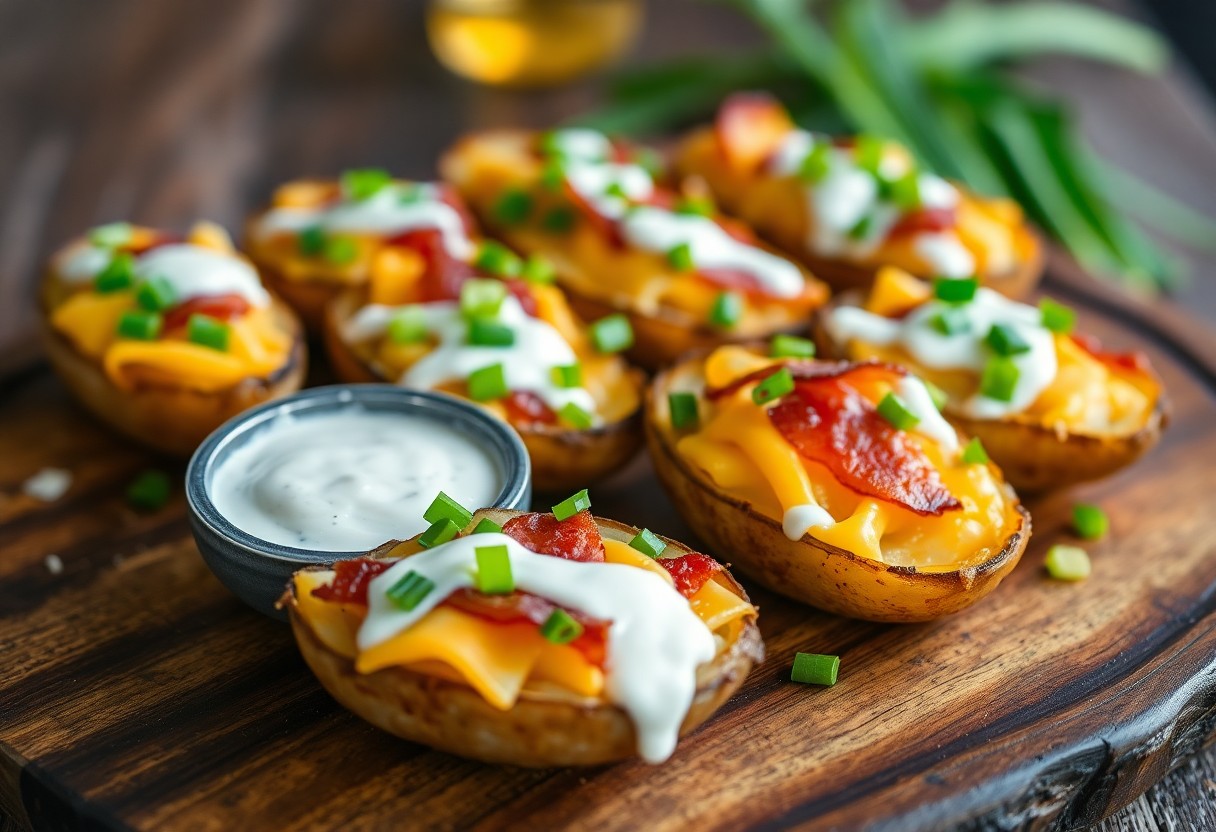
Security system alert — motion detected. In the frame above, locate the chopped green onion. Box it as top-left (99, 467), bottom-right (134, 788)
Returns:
top-left (888, 170), bottom-right (922, 210)
top-left (604, 182), bottom-right (628, 199)
top-left (89, 222), bottom-right (134, 248)
top-left (675, 197), bottom-right (714, 217)
top-left (460, 277), bottom-right (508, 319)
top-left (539, 609), bottom-right (584, 645)
top-left (667, 242), bottom-right (695, 272)
top-left (298, 225), bottom-right (326, 256)
top-left (387, 307), bottom-right (428, 344)
top-left (985, 323), bottom-right (1032, 356)
top-left (541, 206), bottom-right (577, 233)
top-left (798, 142), bottom-right (833, 183)
top-left (521, 254), bottom-right (556, 285)
top-left (474, 241), bottom-right (522, 277)
top-left (323, 235), bottom-right (359, 265)
top-left (770, 334), bottom-right (816, 359)
top-left (474, 545), bottom-right (514, 594)
top-left (558, 402), bottom-right (594, 430)
top-left (847, 214), bottom-right (873, 240)
top-left (709, 291), bottom-right (743, 329)
top-left (126, 469), bottom-right (171, 510)
top-left (539, 160), bottom-right (566, 191)
top-left (1040, 298), bottom-right (1076, 334)
top-left (1045, 545), bottom-right (1091, 581)
top-left (467, 317), bottom-right (515, 347)
top-left (472, 517), bottom-right (503, 535)
top-left (1072, 503), bottom-right (1109, 540)
top-left (752, 367), bottom-right (795, 405)
top-left (135, 277), bottom-right (177, 312)
top-left (187, 314), bottom-right (230, 352)
top-left (855, 135), bottom-right (886, 175)
top-left (877, 392), bottom-right (920, 430)
top-left (551, 364), bottom-right (582, 388)
top-left (467, 363), bottom-right (508, 401)
top-left (423, 491), bottom-right (473, 529)
top-left (961, 437), bottom-right (989, 465)
top-left (924, 380), bottom-right (949, 411)
top-left (929, 307), bottom-right (971, 335)
top-left (980, 357), bottom-right (1019, 402)
top-left (589, 314), bottom-right (633, 354)
top-left (668, 391), bottom-right (700, 430)
top-left (116, 310), bottom-right (163, 341)
top-left (418, 518), bottom-right (460, 549)
top-left (95, 253), bottom-right (135, 293)
top-left (791, 652), bottom-right (840, 686)
top-left (552, 488), bottom-right (591, 521)
top-left (341, 168), bottom-right (392, 201)
top-left (934, 277), bottom-right (978, 303)
top-left (386, 570), bottom-right (436, 609)
top-left (494, 189), bottom-right (533, 225)
top-left (629, 528), bottom-right (667, 559)
top-left (397, 183), bottom-right (423, 204)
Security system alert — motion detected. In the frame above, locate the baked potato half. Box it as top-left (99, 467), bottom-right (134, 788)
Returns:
top-left (673, 93), bottom-right (1043, 299)
top-left (440, 128), bottom-right (829, 370)
top-left (646, 344), bottom-right (1030, 622)
top-left (39, 222), bottom-right (306, 457)
top-left (815, 267), bottom-right (1168, 492)
top-left (282, 504), bottom-right (763, 767)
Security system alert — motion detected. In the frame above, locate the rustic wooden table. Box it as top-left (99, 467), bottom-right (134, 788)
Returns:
top-left (2, 1), bottom-right (1215, 829)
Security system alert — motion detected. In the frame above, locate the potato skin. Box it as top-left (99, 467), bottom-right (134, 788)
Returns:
top-left (813, 293), bottom-right (1169, 493)
top-left (284, 509), bottom-right (764, 767)
top-left (645, 356), bottom-right (1031, 622)
top-left (242, 242), bottom-right (337, 333)
top-left (38, 286), bottom-right (306, 457)
top-left (322, 291), bottom-right (646, 493)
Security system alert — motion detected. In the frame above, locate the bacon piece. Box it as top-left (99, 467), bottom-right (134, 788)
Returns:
top-left (387, 227), bottom-right (473, 303)
top-left (704, 359), bottom-right (858, 402)
top-left (715, 92), bottom-right (794, 171)
top-left (502, 278), bottom-right (539, 317)
top-left (889, 206), bottom-right (957, 238)
top-left (310, 558), bottom-right (393, 605)
top-left (1070, 333), bottom-right (1153, 375)
top-left (502, 510), bottom-right (605, 563)
top-left (766, 365), bottom-right (962, 516)
top-left (162, 293), bottom-right (252, 331)
top-left (445, 589), bottom-right (609, 666)
top-left (562, 179), bottom-right (626, 248)
top-left (502, 391), bottom-right (558, 427)
top-left (658, 553), bottom-right (723, 598)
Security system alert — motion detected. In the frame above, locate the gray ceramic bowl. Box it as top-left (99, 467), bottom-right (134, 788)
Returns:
top-left (185, 384), bottom-right (532, 619)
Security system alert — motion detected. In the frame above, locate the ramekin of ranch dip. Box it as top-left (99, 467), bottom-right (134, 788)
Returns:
top-left (185, 385), bottom-right (531, 618)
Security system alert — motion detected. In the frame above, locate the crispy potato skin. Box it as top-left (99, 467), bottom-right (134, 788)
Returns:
top-left (243, 245), bottom-right (336, 333)
top-left (323, 291), bottom-right (646, 493)
top-left (813, 293), bottom-right (1170, 493)
top-left (38, 282), bottom-right (306, 457)
top-left (284, 509), bottom-right (764, 767)
top-left (644, 356), bottom-right (1031, 622)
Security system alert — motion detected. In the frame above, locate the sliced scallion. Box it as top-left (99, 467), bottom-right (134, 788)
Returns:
top-left (1039, 298), bottom-right (1076, 334)
top-left (709, 291), bottom-right (743, 329)
top-left (752, 367), bottom-right (795, 405)
top-left (550, 363), bottom-right (582, 389)
top-left (629, 528), bottom-right (667, 559)
top-left (387, 307), bottom-right (427, 344)
top-left (460, 278), bottom-right (508, 319)
top-left (95, 253), bottom-right (135, 294)
top-left (467, 317), bottom-right (515, 347)
top-left (551, 488), bottom-right (591, 521)
top-left (980, 356), bottom-right (1019, 402)
top-left (472, 517), bottom-right (503, 535)
top-left (135, 277), bottom-right (177, 312)
top-left (494, 189), bottom-right (533, 225)
top-left (423, 491), bottom-right (473, 529)
top-left (89, 222), bottom-right (134, 248)
top-left (791, 652), bottom-right (840, 686)
top-left (589, 314), bottom-right (633, 354)
top-left (1045, 545), bottom-right (1090, 581)
top-left (187, 314), bottom-right (230, 352)
top-left (667, 242), bottom-right (695, 272)
top-left (386, 570), bottom-right (436, 609)
top-left (558, 402), bottom-right (594, 430)
top-left (341, 168), bottom-right (392, 201)
top-left (961, 437), bottom-right (989, 465)
top-left (126, 470), bottom-right (171, 510)
top-left (668, 391), bottom-right (700, 430)
top-left (474, 241), bottom-right (522, 277)
top-left (474, 545), bottom-right (514, 595)
top-left (985, 323), bottom-right (1032, 356)
top-left (1072, 503), bottom-right (1108, 540)
top-left (934, 277), bottom-right (978, 303)
top-left (877, 392), bottom-right (919, 430)
top-left (539, 609), bottom-right (584, 644)
top-left (467, 363), bottom-right (507, 401)
top-left (116, 310), bottom-right (162, 341)
top-left (418, 519), bottom-right (460, 549)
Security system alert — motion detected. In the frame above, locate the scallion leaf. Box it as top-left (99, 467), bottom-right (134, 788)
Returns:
top-left (1045, 544), bottom-right (1090, 581)
top-left (423, 491), bottom-right (473, 529)
top-left (668, 391), bottom-right (700, 430)
top-left (539, 609), bottom-right (584, 644)
top-left (1072, 503), bottom-right (1108, 540)
top-left (552, 489), bottom-right (591, 521)
top-left (467, 363), bottom-right (508, 402)
top-left (791, 652), bottom-right (839, 686)
top-left (752, 367), bottom-right (795, 405)
top-left (474, 545), bottom-right (514, 595)
top-left (629, 528), bottom-right (667, 559)
top-left (876, 392), bottom-right (919, 430)
top-left (386, 570), bottom-right (436, 608)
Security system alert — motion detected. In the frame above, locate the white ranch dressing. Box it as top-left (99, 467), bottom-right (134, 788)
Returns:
top-left (57, 241), bottom-right (270, 307)
top-left (563, 161), bottom-right (653, 220)
top-left (827, 288), bottom-right (1057, 418)
top-left (896, 376), bottom-right (959, 453)
top-left (544, 128), bottom-right (614, 162)
top-left (767, 130), bottom-right (975, 277)
top-left (358, 534), bottom-right (717, 763)
top-left (343, 296), bottom-right (598, 417)
top-left (782, 503), bottom-right (835, 541)
top-left (210, 409), bottom-right (502, 551)
top-left (252, 183), bottom-right (475, 260)
top-left (620, 206), bottom-right (804, 299)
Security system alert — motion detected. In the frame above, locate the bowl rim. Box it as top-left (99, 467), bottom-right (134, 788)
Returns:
top-left (185, 384), bottom-right (532, 564)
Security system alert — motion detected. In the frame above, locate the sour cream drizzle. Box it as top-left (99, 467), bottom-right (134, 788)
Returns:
top-left (768, 130), bottom-right (975, 278)
top-left (344, 296), bottom-right (598, 416)
top-left (59, 241), bottom-right (270, 307)
top-left (827, 288), bottom-right (1058, 418)
top-left (359, 533), bottom-right (717, 763)
top-left (253, 182), bottom-right (475, 260)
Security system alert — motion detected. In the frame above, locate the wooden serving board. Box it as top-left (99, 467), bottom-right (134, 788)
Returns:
top-left (2, 259), bottom-right (1215, 832)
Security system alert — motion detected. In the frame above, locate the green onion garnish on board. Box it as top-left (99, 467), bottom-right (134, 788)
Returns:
top-left (474, 545), bottom-right (514, 595)
top-left (116, 310), bottom-right (162, 341)
top-left (539, 609), bottom-right (584, 645)
top-left (589, 314), bottom-right (633, 354)
top-left (89, 222), bottom-right (134, 248)
top-left (752, 367), bottom-right (795, 405)
top-left (709, 291), bottom-right (743, 329)
top-left (980, 356), bottom-right (1019, 402)
top-left (558, 402), bottom-right (594, 430)
top-left (187, 314), bottom-right (230, 352)
top-left (135, 277), bottom-right (177, 312)
top-left (467, 363), bottom-right (508, 401)
top-left (877, 392), bottom-right (920, 430)
top-left (126, 470), bottom-right (171, 511)
top-left (629, 528), bottom-right (667, 559)
top-left (985, 323), bottom-right (1032, 356)
top-left (961, 437), bottom-right (989, 465)
top-left (1072, 503), bottom-right (1109, 540)
top-left (472, 517), bottom-right (503, 535)
top-left (934, 277), bottom-right (978, 303)
top-left (418, 519), bottom-right (460, 550)
top-left (341, 168), bottom-right (392, 201)
top-left (550, 364), bottom-right (582, 389)
top-left (95, 253), bottom-right (135, 294)
top-left (386, 570), bottom-right (436, 610)
top-left (1045, 545), bottom-right (1091, 581)
top-left (791, 652), bottom-right (840, 686)
top-left (297, 226), bottom-right (326, 257)
top-left (494, 189), bottom-right (533, 226)
top-left (467, 318), bottom-right (515, 347)
top-left (323, 235), bottom-right (359, 265)
top-left (668, 391), bottom-right (700, 430)
top-left (423, 492), bottom-right (472, 529)
top-left (1039, 298), bottom-right (1077, 334)
top-left (770, 334), bottom-right (816, 359)
top-left (387, 307), bottom-right (427, 344)
top-left (552, 489), bottom-right (591, 521)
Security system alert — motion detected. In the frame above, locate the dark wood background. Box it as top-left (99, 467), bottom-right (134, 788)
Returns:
top-left (2, 1), bottom-right (1216, 829)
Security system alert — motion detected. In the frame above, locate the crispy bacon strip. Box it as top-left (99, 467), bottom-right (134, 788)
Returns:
top-left (162, 293), bottom-right (251, 330)
top-left (502, 510), bottom-right (605, 563)
top-left (445, 590), bottom-right (609, 665)
top-left (888, 206), bottom-right (957, 238)
top-left (310, 557), bottom-right (392, 605)
top-left (1070, 333), bottom-right (1153, 375)
top-left (502, 391), bottom-right (558, 426)
top-left (658, 553), bottom-right (722, 598)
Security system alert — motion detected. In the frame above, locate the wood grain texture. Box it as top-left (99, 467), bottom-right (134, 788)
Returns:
top-left (3, 0), bottom-right (1216, 828)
